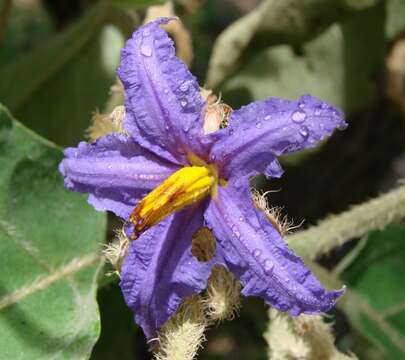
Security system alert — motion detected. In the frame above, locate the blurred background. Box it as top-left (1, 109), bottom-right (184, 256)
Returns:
top-left (1, 0), bottom-right (405, 359)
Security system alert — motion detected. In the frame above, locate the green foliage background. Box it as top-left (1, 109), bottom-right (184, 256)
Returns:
top-left (0, 0), bottom-right (404, 359)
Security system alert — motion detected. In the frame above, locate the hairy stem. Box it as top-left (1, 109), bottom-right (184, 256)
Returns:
top-left (207, 0), bottom-right (380, 87)
top-left (287, 181), bottom-right (405, 260)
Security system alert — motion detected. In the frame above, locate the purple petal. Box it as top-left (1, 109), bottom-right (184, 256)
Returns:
top-left (118, 18), bottom-right (211, 165)
top-left (120, 204), bottom-right (217, 339)
top-left (59, 134), bottom-right (179, 219)
top-left (209, 95), bottom-right (346, 180)
top-left (204, 182), bottom-right (344, 316)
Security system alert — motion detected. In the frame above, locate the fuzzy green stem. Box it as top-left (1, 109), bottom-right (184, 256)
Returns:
top-left (287, 181), bottom-right (405, 260)
top-left (264, 307), bottom-right (356, 359)
top-left (207, 0), bottom-right (380, 88)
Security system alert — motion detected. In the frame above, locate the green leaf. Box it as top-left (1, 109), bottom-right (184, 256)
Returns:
top-left (222, 4), bottom-right (385, 114)
top-left (0, 1), bottom-right (125, 147)
top-left (342, 224), bottom-right (405, 359)
top-left (0, 104), bottom-right (107, 359)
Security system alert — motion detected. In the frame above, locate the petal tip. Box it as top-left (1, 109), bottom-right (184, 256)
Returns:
top-left (143, 16), bottom-right (178, 28)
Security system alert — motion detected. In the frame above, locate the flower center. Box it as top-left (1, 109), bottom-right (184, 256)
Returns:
top-left (129, 153), bottom-right (225, 239)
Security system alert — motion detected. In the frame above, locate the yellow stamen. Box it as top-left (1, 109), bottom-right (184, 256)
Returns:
top-left (129, 165), bottom-right (215, 239)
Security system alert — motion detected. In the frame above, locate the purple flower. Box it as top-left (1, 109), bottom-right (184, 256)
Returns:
top-left (59, 18), bottom-right (346, 339)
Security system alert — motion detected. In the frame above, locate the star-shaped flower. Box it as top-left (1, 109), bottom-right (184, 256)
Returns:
top-left (59, 18), bottom-right (346, 339)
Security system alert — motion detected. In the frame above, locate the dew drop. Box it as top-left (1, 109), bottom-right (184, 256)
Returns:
top-left (291, 110), bottom-right (306, 123)
top-left (164, 88), bottom-right (169, 94)
top-left (264, 115), bottom-right (271, 121)
top-left (298, 102), bottom-right (305, 109)
top-left (180, 100), bottom-right (187, 108)
top-left (255, 122), bottom-right (262, 129)
top-left (253, 249), bottom-right (261, 259)
top-left (179, 81), bottom-right (189, 92)
top-left (314, 108), bottom-right (321, 116)
top-left (263, 259), bottom-right (274, 275)
top-left (299, 128), bottom-right (308, 138)
top-left (239, 216), bottom-right (244, 222)
top-left (231, 225), bottom-right (241, 238)
top-left (140, 44), bottom-right (152, 57)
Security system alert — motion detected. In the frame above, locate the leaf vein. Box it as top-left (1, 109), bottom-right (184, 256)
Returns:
top-left (0, 252), bottom-right (101, 310)
top-left (0, 218), bottom-right (53, 272)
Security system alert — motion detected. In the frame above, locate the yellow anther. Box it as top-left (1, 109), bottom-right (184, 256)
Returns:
top-left (187, 152), bottom-right (225, 198)
top-left (129, 166), bottom-right (215, 238)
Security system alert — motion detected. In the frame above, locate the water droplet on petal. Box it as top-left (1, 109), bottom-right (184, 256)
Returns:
top-left (255, 122), bottom-right (262, 129)
top-left (231, 225), bottom-right (241, 238)
top-left (314, 108), bottom-right (321, 116)
top-left (180, 100), bottom-right (187, 108)
top-left (298, 102), bottom-right (305, 109)
top-left (264, 115), bottom-right (271, 121)
top-left (239, 216), bottom-right (244, 222)
top-left (164, 88), bottom-right (169, 94)
top-left (263, 259), bottom-right (274, 275)
top-left (299, 127), bottom-right (308, 138)
top-left (253, 249), bottom-right (261, 259)
top-left (140, 44), bottom-right (152, 57)
top-left (179, 81), bottom-right (189, 92)
top-left (291, 110), bottom-right (306, 123)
